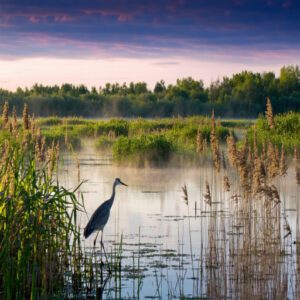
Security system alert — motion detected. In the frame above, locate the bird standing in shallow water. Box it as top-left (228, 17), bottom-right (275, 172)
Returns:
top-left (84, 178), bottom-right (128, 266)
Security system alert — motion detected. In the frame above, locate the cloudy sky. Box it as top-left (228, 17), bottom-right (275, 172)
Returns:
top-left (0, 0), bottom-right (299, 90)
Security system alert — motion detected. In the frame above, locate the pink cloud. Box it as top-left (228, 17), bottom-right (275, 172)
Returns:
top-left (28, 16), bottom-right (39, 24)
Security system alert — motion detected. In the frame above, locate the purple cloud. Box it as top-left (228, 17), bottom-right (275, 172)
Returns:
top-left (0, 0), bottom-right (299, 62)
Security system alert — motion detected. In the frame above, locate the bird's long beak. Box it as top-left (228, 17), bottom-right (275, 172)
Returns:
top-left (120, 180), bottom-right (128, 186)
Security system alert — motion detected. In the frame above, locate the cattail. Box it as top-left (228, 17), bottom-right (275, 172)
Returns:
top-left (2, 101), bottom-right (9, 128)
top-left (223, 175), bottom-right (230, 192)
top-left (204, 181), bottom-right (212, 206)
top-left (266, 97), bottom-right (274, 130)
top-left (279, 145), bottom-right (287, 176)
top-left (22, 103), bottom-right (29, 130)
top-left (182, 184), bottom-right (188, 205)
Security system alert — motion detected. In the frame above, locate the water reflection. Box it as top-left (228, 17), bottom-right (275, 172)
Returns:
top-left (59, 141), bottom-right (299, 299)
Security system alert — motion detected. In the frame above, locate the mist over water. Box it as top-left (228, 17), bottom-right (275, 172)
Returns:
top-left (59, 140), bottom-right (299, 299)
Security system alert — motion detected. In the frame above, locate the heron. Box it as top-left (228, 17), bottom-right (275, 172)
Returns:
top-left (84, 178), bottom-right (128, 268)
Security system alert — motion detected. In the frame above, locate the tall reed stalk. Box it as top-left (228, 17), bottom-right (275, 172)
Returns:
top-left (0, 105), bottom-right (83, 299)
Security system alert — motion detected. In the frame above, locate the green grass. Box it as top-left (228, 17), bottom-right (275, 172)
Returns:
top-left (36, 117), bottom-right (231, 159)
top-left (113, 134), bottom-right (174, 165)
top-left (0, 129), bottom-right (83, 299)
top-left (248, 112), bottom-right (300, 151)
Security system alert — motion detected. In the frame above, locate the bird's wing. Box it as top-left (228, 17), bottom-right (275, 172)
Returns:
top-left (84, 199), bottom-right (112, 238)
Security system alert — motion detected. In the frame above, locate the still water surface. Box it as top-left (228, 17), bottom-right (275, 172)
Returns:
top-left (60, 140), bottom-right (299, 299)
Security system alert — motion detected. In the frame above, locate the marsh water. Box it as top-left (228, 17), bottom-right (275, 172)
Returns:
top-left (60, 140), bottom-right (299, 299)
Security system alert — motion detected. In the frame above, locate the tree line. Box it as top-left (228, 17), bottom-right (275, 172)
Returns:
top-left (0, 65), bottom-right (299, 118)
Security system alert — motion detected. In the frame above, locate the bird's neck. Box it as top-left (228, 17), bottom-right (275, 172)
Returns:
top-left (110, 182), bottom-right (117, 203)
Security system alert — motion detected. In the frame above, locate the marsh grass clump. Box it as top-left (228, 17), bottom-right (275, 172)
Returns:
top-left (113, 134), bottom-right (173, 166)
top-left (0, 104), bottom-right (83, 299)
top-left (248, 111), bottom-right (300, 151)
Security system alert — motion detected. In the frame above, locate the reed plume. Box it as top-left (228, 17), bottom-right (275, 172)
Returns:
top-left (204, 181), bottom-right (212, 206)
top-left (22, 103), bottom-right (29, 130)
top-left (210, 110), bottom-right (221, 172)
top-left (252, 155), bottom-right (265, 195)
top-left (182, 184), bottom-right (188, 205)
top-left (266, 97), bottom-right (275, 130)
top-left (223, 175), bottom-right (230, 192)
top-left (226, 132), bottom-right (237, 168)
top-left (2, 101), bottom-right (9, 128)
top-left (266, 142), bottom-right (279, 179)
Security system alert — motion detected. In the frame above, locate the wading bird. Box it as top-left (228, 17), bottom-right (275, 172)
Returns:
top-left (84, 178), bottom-right (128, 266)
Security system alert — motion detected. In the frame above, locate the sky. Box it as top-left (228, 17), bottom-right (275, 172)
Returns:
top-left (0, 0), bottom-right (299, 90)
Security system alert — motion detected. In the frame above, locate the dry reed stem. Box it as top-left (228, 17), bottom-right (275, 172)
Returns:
top-left (196, 126), bottom-right (204, 153)
top-left (182, 184), bottom-right (188, 205)
top-left (12, 106), bottom-right (17, 131)
top-left (279, 145), bottom-right (287, 176)
top-left (210, 110), bottom-right (221, 172)
top-left (267, 142), bottom-right (279, 179)
top-left (294, 147), bottom-right (300, 185)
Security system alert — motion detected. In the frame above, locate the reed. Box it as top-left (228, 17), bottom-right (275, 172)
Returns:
top-left (0, 104), bottom-right (83, 299)
top-left (266, 97), bottom-right (275, 129)
top-left (2, 101), bottom-right (9, 128)
top-left (210, 110), bottom-right (221, 172)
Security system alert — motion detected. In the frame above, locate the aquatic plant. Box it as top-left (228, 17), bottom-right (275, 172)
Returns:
top-left (0, 105), bottom-right (83, 299)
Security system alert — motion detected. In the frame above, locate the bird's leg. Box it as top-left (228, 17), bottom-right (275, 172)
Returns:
top-left (101, 231), bottom-right (112, 275)
top-left (94, 231), bottom-right (100, 247)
